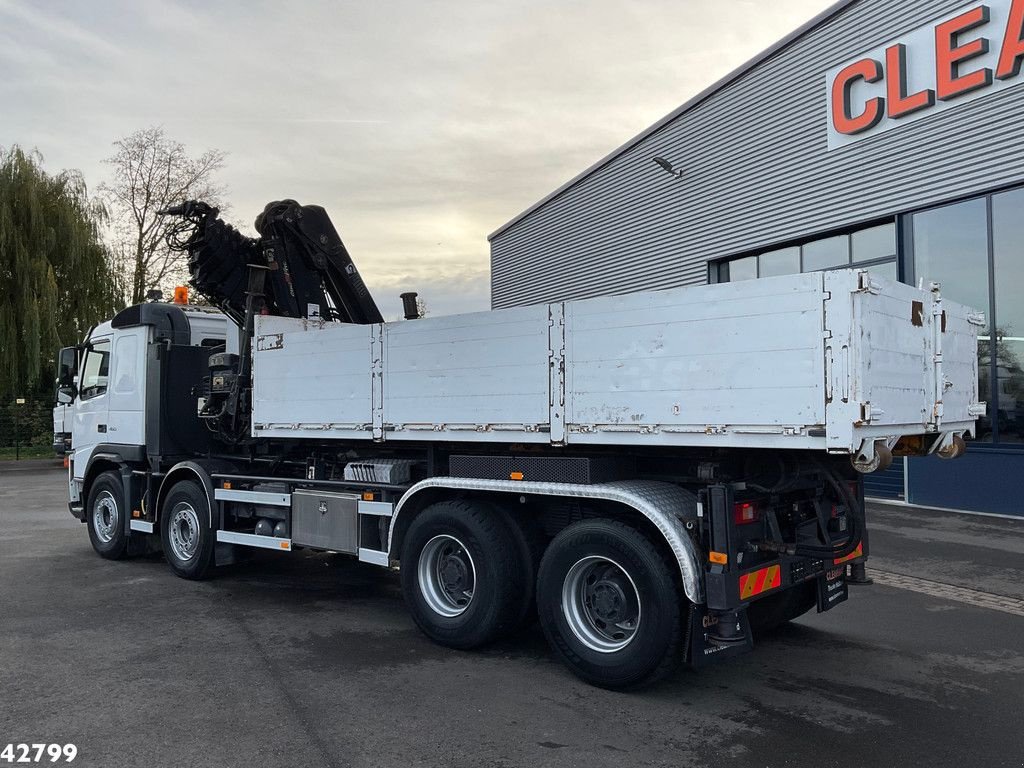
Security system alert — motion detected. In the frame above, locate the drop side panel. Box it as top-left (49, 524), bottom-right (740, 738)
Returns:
top-left (382, 305), bottom-right (551, 442)
top-left (252, 316), bottom-right (374, 439)
top-left (563, 274), bottom-right (828, 447)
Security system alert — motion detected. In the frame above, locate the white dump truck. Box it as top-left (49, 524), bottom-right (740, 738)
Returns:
top-left (55, 200), bottom-right (983, 689)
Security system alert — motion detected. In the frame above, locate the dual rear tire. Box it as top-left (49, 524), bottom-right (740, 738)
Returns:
top-left (401, 503), bottom-right (684, 689)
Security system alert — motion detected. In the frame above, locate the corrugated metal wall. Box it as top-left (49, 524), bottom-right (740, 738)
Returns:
top-left (863, 458), bottom-right (905, 500)
top-left (490, 0), bottom-right (1024, 308)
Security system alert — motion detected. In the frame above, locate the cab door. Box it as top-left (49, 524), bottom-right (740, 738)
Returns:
top-left (107, 327), bottom-right (147, 446)
top-left (72, 335), bottom-right (112, 481)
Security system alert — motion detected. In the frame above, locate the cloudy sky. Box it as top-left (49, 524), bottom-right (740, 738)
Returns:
top-left (1, 0), bottom-right (834, 318)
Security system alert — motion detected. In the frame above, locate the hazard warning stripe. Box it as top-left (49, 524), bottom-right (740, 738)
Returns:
top-left (739, 564), bottom-right (781, 600)
top-left (833, 542), bottom-right (864, 565)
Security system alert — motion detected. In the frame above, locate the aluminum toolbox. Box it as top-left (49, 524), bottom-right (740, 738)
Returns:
top-left (252, 270), bottom-right (983, 454)
top-left (291, 490), bottom-right (360, 553)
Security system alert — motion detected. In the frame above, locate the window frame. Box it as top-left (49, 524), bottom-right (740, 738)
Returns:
top-left (79, 337), bottom-right (112, 401)
top-left (904, 186), bottom-right (1024, 448)
top-left (710, 217), bottom-right (899, 284)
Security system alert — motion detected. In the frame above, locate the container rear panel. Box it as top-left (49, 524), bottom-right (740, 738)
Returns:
top-left (824, 271), bottom-right (982, 451)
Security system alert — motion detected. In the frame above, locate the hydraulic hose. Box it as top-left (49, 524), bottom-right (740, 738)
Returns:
top-left (788, 462), bottom-right (864, 560)
top-left (751, 462), bottom-right (865, 560)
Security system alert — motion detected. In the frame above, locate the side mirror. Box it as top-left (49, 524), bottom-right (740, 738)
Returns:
top-left (56, 347), bottom-right (79, 403)
top-left (57, 347), bottom-right (78, 388)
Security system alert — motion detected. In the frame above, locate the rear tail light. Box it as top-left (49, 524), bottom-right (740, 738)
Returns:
top-left (733, 501), bottom-right (762, 525)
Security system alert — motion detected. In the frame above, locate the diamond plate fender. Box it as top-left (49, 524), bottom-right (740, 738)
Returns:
top-left (387, 477), bottom-right (704, 604)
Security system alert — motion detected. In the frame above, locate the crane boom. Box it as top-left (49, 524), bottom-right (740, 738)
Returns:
top-left (160, 199), bottom-right (382, 325)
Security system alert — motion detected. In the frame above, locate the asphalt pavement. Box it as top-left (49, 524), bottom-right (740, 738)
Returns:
top-left (2, 466), bottom-right (1023, 768)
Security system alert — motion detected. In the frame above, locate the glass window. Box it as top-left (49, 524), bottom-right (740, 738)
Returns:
top-left (80, 338), bottom-right (111, 400)
top-left (759, 247), bottom-right (800, 277)
top-left (852, 224), bottom-right (896, 262)
top-left (113, 336), bottom-right (138, 395)
top-left (727, 256), bottom-right (757, 281)
top-left (913, 197), bottom-right (991, 440)
top-left (865, 260), bottom-right (898, 282)
top-left (912, 199), bottom-right (990, 313)
top-left (802, 235), bottom-right (850, 271)
top-left (991, 188), bottom-right (1024, 443)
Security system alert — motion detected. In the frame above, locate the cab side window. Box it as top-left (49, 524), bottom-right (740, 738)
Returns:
top-left (113, 336), bottom-right (138, 395)
top-left (80, 339), bottom-right (111, 400)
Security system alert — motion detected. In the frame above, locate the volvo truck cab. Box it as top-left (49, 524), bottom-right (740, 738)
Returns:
top-left (56, 300), bottom-right (231, 520)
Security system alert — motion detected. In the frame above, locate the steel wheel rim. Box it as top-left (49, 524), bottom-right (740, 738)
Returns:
top-left (418, 534), bottom-right (476, 618)
top-left (93, 490), bottom-right (118, 543)
top-left (562, 556), bottom-right (642, 653)
top-left (168, 502), bottom-right (201, 562)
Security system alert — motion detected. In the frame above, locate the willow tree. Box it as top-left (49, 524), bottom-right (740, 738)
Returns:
top-left (0, 147), bottom-right (122, 398)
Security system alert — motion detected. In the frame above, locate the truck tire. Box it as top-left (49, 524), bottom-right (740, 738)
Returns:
top-left (746, 580), bottom-right (817, 636)
top-left (400, 500), bottom-right (527, 649)
top-left (160, 479), bottom-right (216, 580)
top-left (86, 471), bottom-right (129, 560)
top-left (536, 519), bottom-right (683, 690)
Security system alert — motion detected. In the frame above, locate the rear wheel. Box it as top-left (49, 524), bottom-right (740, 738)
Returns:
top-left (161, 479), bottom-right (216, 580)
top-left (86, 471), bottom-right (129, 560)
top-left (537, 519), bottom-right (684, 690)
top-left (400, 500), bottom-right (527, 649)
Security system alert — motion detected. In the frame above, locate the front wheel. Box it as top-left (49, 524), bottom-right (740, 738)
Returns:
top-left (160, 479), bottom-right (216, 580)
top-left (86, 471), bottom-right (129, 560)
top-left (537, 519), bottom-right (684, 690)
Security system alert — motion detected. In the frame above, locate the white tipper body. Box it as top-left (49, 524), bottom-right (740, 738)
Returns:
top-left (251, 269), bottom-right (984, 455)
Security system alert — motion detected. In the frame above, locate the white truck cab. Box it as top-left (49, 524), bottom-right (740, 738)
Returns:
top-left (59, 302), bottom-right (231, 513)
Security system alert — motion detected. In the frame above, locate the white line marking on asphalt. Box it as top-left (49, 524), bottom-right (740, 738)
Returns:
top-left (870, 569), bottom-right (1024, 618)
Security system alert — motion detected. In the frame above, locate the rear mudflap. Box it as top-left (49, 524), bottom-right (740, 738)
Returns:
top-left (685, 603), bottom-right (753, 668)
top-left (688, 563), bottom-right (852, 668)
top-left (818, 564), bottom-right (849, 611)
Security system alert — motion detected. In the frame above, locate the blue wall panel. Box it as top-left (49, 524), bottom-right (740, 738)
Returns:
top-left (864, 458), bottom-right (905, 500)
top-left (908, 449), bottom-right (1024, 517)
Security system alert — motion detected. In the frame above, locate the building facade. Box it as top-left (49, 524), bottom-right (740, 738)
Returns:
top-left (489, 0), bottom-right (1024, 516)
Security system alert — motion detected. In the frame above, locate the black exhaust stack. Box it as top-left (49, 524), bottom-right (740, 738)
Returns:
top-left (401, 292), bottom-right (420, 320)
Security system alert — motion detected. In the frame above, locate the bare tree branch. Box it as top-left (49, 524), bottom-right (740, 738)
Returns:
top-left (99, 127), bottom-right (227, 304)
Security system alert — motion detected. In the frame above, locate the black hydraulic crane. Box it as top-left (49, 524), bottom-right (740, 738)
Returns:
top-left (159, 200), bottom-right (384, 443)
top-left (160, 199), bottom-right (383, 325)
